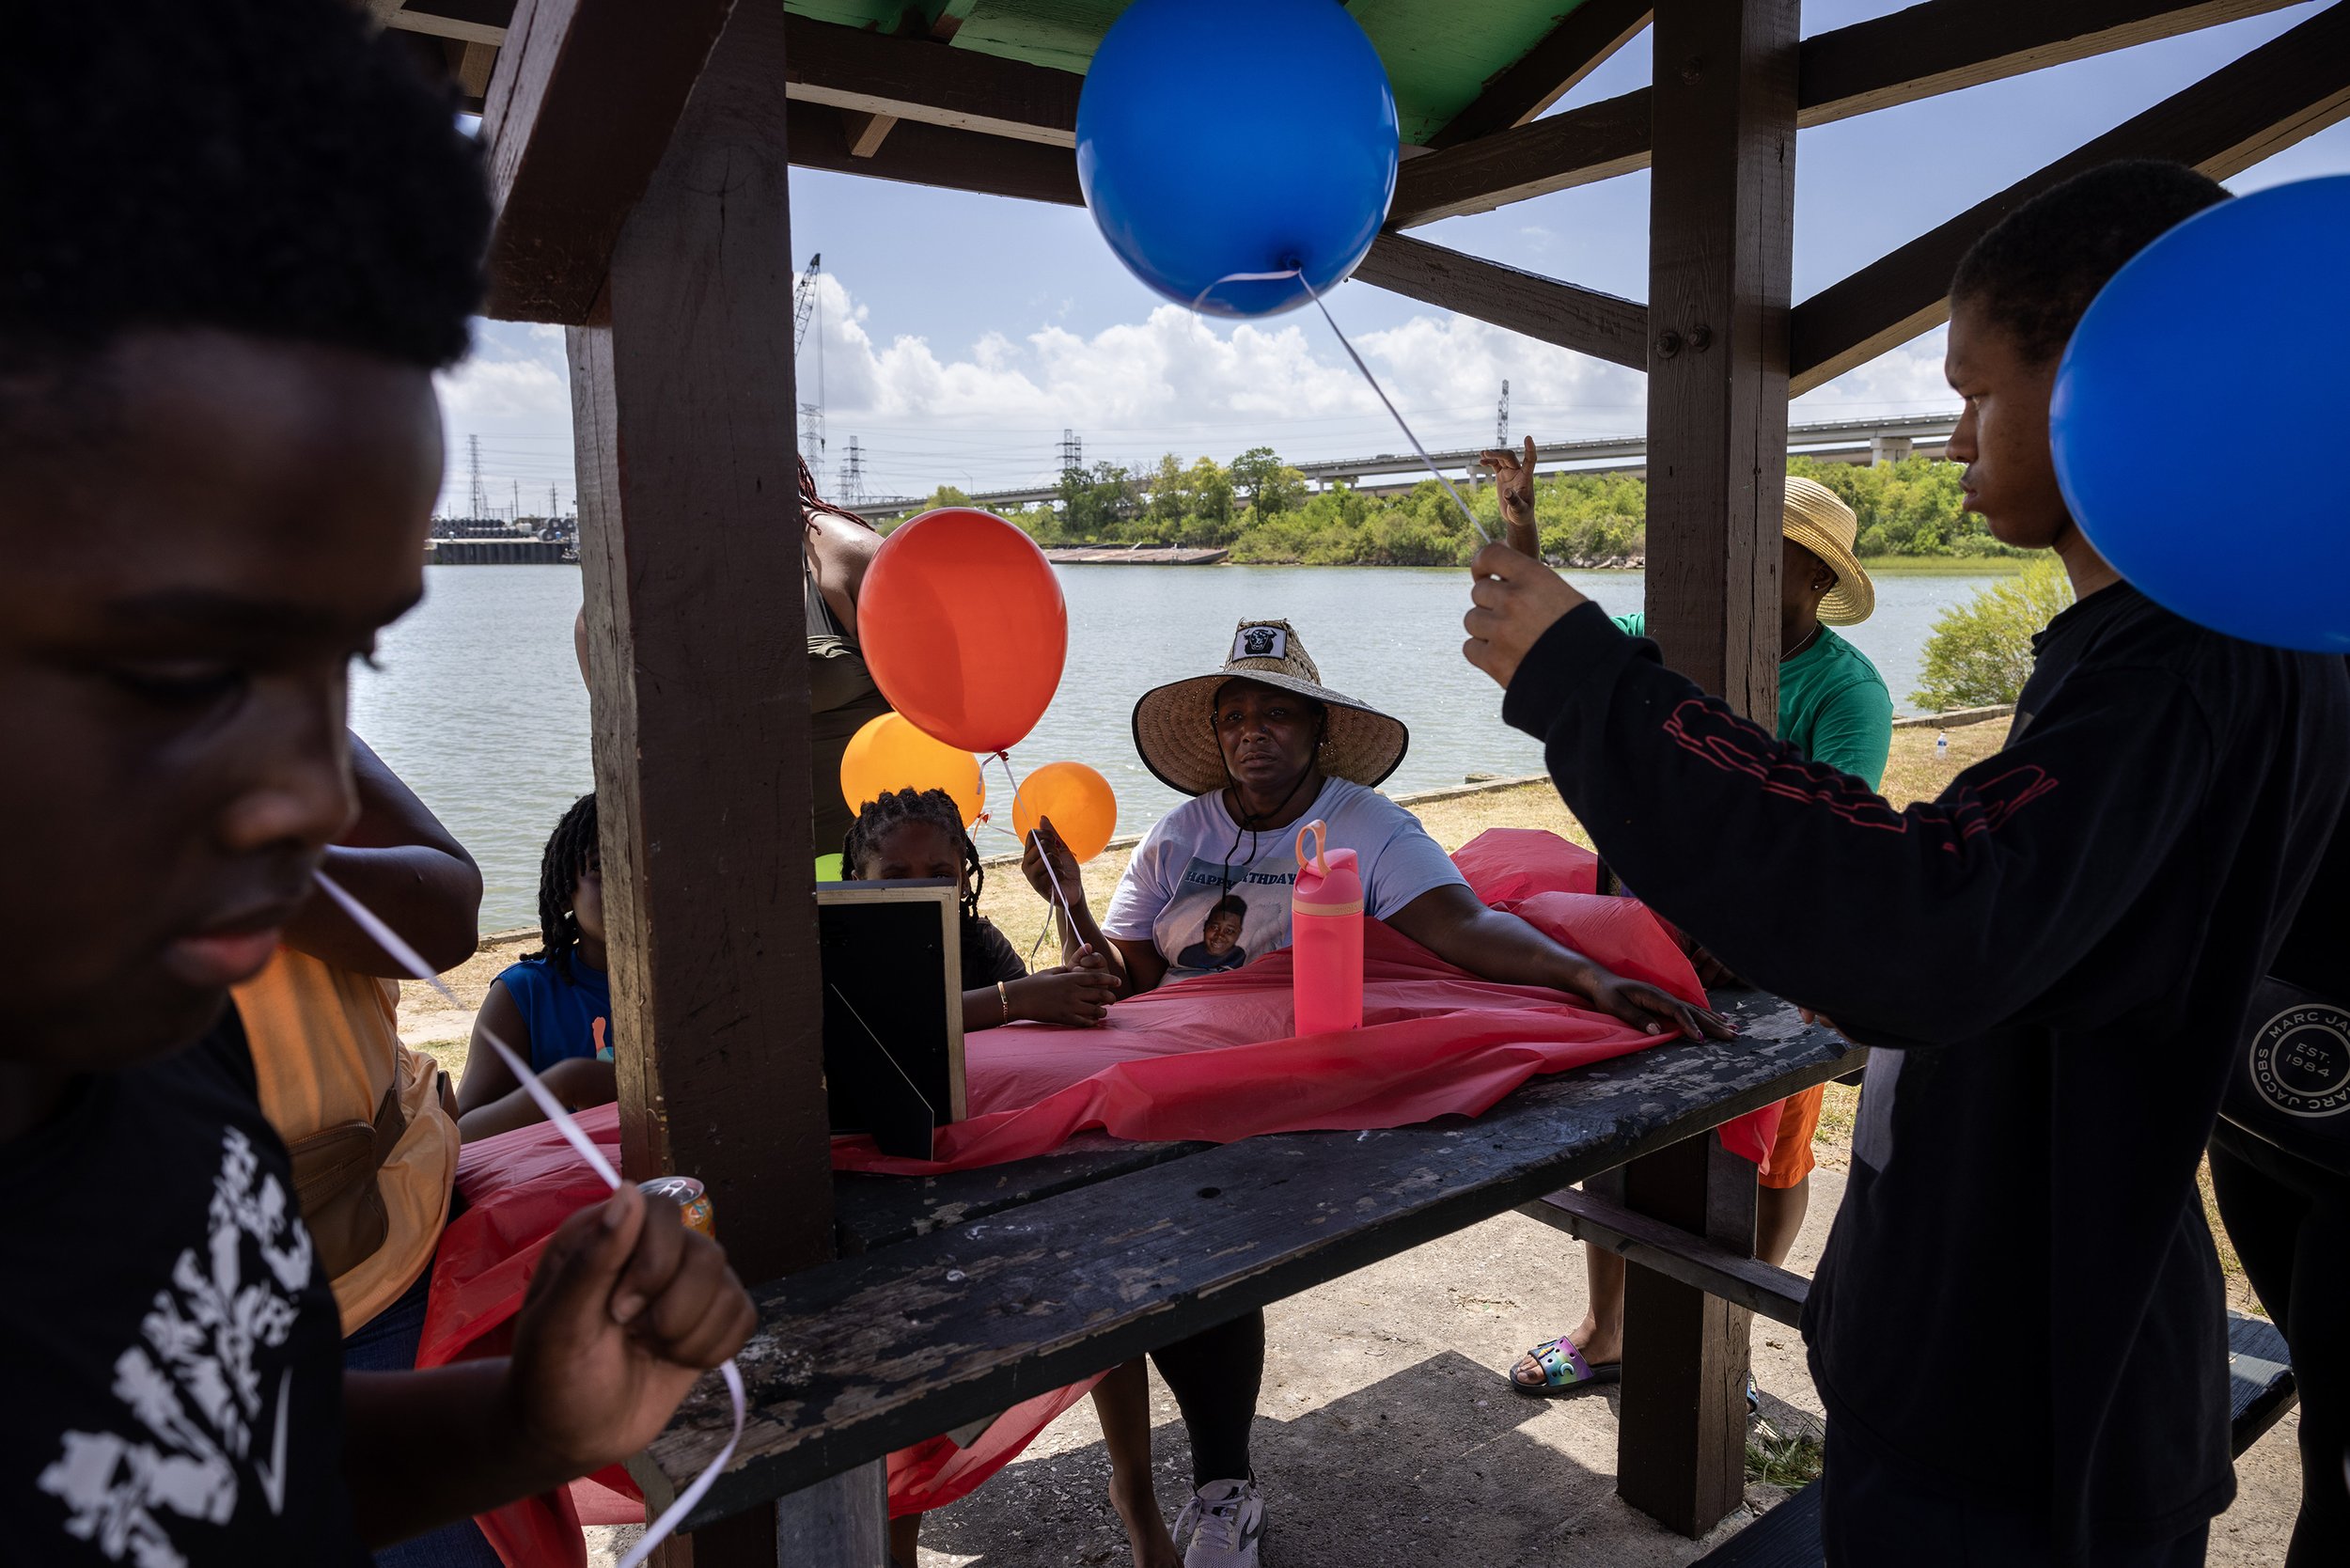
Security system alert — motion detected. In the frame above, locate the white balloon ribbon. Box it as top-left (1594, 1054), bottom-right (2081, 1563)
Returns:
top-left (313, 871), bottom-right (746, 1567)
top-left (1188, 265), bottom-right (1493, 547)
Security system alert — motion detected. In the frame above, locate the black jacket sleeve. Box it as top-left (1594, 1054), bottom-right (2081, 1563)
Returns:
top-left (1502, 604), bottom-right (2216, 1045)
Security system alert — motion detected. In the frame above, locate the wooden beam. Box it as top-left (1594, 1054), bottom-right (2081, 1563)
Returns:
top-left (570, 3), bottom-right (857, 1560)
top-left (479, 0), bottom-right (733, 323)
top-left (782, 13), bottom-right (1081, 149)
top-left (1643, 0), bottom-right (1793, 721)
top-left (1426, 0), bottom-right (1653, 149)
top-left (1789, 0), bottom-right (2350, 395)
top-left (1519, 1185), bottom-right (1809, 1326)
top-left (839, 108), bottom-right (896, 158)
top-left (456, 38), bottom-right (497, 98)
top-left (1391, 87), bottom-right (1652, 227)
top-left (1617, 1131), bottom-right (1761, 1537)
top-left (384, 0), bottom-right (512, 47)
top-left (1799, 0), bottom-right (2302, 127)
top-left (786, 100), bottom-right (1083, 206)
top-left (1389, 0), bottom-right (2308, 228)
top-left (1353, 232), bottom-right (1649, 370)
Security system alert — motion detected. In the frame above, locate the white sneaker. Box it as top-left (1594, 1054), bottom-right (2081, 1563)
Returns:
top-left (1174, 1477), bottom-right (1265, 1567)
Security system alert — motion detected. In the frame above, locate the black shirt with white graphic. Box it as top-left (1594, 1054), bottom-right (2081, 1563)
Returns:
top-left (1502, 587), bottom-right (2350, 1549)
top-left (4, 1008), bottom-right (366, 1566)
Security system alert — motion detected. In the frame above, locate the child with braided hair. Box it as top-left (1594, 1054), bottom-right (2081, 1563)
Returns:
top-left (455, 794), bottom-right (617, 1140)
top-left (846, 786), bottom-right (1169, 1568)
top-left (844, 787), bottom-right (1119, 1031)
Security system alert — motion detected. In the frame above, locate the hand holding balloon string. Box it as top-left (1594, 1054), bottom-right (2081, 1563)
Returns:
top-left (313, 872), bottom-right (749, 1568)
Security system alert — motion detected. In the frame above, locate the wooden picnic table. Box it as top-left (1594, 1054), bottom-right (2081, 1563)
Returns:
top-left (633, 989), bottom-right (1865, 1541)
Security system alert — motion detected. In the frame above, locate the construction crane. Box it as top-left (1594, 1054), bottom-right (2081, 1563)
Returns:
top-left (792, 252), bottom-right (824, 474)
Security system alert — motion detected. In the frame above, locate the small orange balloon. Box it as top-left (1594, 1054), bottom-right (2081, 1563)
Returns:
top-left (840, 713), bottom-right (985, 829)
top-left (1012, 761), bottom-right (1119, 863)
top-left (858, 509), bottom-right (1068, 754)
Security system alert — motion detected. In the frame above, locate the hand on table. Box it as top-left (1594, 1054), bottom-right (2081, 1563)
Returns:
top-left (1583, 972), bottom-right (1737, 1041)
top-left (1019, 816), bottom-right (1083, 906)
top-left (1463, 541), bottom-right (1590, 690)
top-left (1477, 435), bottom-right (1541, 558)
top-left (509, 1184), bottom-right (757, 1474)
top-left (1011, 950), bottom-right (1118, 1027)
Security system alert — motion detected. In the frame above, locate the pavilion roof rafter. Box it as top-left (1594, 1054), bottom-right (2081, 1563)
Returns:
top-left (1790, 0), bottom-right (2350, 394)
top-left (1388, 0), bottom-right (2311, 227)
top-left (1421, 0), bottom-right (1653, 151)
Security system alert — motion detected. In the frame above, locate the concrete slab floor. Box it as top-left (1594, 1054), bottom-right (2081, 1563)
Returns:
top-left (590, 1166), bottom-right (2303, 1566)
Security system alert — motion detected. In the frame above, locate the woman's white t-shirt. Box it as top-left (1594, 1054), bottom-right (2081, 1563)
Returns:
top-left (1103, 777), bottom-right (1465, 981)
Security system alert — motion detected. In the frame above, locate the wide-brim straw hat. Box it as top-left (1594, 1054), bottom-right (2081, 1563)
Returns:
top-left (1783, 475), bottom-right (1874, 626)
top-left (1132, 619), bottom-right (1409, 797)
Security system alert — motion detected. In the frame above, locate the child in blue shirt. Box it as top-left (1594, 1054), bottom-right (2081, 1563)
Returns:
top-left (456, 794), bottom-right (614, 1140)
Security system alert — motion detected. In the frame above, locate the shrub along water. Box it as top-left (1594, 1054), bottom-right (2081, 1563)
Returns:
top-left (1912, 556), bottom-right (2076, 711)
top-left (897, 449), bottom-right (2016, 569)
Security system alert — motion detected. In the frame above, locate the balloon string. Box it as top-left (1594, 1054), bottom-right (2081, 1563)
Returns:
top-left (311, 872), bottom-right (744, 1567)
top-left (992, 752), bottom-right (1082, 958)
top-left (1188, 266), bottom-right (1492, 547)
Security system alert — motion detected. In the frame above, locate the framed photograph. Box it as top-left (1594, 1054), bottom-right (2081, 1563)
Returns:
top-left (817, 880), bottom-right (967, 1158)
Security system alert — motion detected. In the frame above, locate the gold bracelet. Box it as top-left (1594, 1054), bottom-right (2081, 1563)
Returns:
top-left (997, 980), bottom-right (1011, 1024)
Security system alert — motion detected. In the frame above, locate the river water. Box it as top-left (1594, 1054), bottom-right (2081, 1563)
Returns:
top-left (351, 563), bottom-right (2002, 929)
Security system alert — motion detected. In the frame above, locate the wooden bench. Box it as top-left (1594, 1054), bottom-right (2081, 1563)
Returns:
top-left (633, 990), bottom-right (1864, 1533)
top-left (1682, 1313), bottom-right (2300, 1566)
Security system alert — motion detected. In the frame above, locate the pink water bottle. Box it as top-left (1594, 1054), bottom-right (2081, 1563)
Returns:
top-left (1292, 820), bottom-right (1364, 1035)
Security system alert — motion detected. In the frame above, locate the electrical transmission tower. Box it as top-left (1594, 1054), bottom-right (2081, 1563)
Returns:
top-left (467, 433), bottom-right (487, 518)
top-left (1495, 380), bottom-right (1511, 448)
top-left (1059, 428), bottom-right (1083, 478)
top-left (838, 436), bottom-right (865, 507)
top-left (792, 253), bottom-right (825, 475)
top-left (549, 484), bottom-right (558, 518)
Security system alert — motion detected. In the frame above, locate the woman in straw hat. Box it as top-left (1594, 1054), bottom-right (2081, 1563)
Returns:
top-left (1021, 618), bottom-right (1731, 1568)
top-left (1482, 447), bottom-right (1894, 1403)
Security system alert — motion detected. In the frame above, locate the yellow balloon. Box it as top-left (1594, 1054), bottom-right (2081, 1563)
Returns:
top-left (840, 713), bottom-right (985, 829)
top-left (1012, 760), bottom-right (1118, 863)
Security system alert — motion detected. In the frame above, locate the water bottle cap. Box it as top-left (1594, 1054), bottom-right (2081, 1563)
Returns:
top-left (1296, 819), bottom-right (1328, 876)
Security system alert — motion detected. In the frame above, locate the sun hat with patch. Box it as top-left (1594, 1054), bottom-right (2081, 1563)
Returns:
top-left (1131, 619), bottom-right (1410, 797)
top-left (1782, 474), bottom-right (1876, 626)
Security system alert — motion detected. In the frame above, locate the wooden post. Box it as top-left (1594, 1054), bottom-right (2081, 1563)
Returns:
top-left (1624, 0), bottom-right (1795, 1539)
top-left (1616, 1132), bottom-right (1761, 1535)
top-left (1641, 0), bottom-right (1795, 720)
top-left (569, 5), bottom-right (869, 1562)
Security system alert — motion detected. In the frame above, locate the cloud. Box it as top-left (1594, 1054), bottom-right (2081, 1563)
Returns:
top-left (426, 270), bottom-right (1959, 512)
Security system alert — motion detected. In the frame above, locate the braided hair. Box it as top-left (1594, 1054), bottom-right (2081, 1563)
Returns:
top-left (842, 787), bottom-right (985, 920)
top-left (525, 792), bottom-right (599, 981)
top-left (800, 457), bottom-right (875, 533)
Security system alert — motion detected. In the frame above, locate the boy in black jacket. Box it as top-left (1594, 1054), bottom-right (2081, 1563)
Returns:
top-left (0, 5), bottom-right (756, 1561)
top-left (1463, 161), bottom-right (2350, 1563)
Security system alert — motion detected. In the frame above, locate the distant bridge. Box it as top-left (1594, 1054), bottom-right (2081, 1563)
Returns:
top-left (856, 412), bottom-right (1959, 521)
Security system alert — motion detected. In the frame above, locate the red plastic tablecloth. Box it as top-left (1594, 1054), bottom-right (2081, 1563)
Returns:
top-left (421, 830), bottom-right (1778, 1560)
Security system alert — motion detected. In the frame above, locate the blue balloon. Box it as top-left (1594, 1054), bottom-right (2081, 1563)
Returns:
top-left (2051, 175), bottom-right (2350, 652)
top-left (1076, 0), bottom-right (1399, 318)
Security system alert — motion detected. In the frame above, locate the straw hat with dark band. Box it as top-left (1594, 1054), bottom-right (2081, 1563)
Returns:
top-left (1783, 475), bottom-right (1875, 626)
top-left (1132, 619), bottom-right (1409, 797)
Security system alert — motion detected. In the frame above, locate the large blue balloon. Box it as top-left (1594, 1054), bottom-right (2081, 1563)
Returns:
top-left (2051, 175), bottom-right (2350, 652)
top-left (1076, 0), bottom-right (1399, 318)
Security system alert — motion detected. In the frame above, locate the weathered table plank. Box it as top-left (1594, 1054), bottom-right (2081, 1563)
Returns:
top-left (637, 996), bottom-right (1861, 1527)
top-left (832, 1131), bottom-right (1212, 1255)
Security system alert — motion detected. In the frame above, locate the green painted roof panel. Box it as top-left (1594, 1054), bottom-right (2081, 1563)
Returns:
top-left (782, 0), bottom-right (1591, 145)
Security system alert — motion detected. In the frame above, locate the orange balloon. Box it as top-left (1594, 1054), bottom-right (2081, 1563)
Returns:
top-left (858, 509), bottom-right (1067, 754)
top-left (1012, 761), bottom-right (1119, 863)
top-left (839, 713), bottom-right (985, 829)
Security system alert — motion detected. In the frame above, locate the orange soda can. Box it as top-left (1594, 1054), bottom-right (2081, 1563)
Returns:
top-left (637, 1175), bottom-right (716, 1239)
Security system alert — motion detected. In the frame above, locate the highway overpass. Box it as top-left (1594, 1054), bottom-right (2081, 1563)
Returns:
top-left (858, 412), bottom-right (1958, 521)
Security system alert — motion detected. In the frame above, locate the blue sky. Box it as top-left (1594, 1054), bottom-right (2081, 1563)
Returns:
top-left (436, 0), bottom-right (2350, 515)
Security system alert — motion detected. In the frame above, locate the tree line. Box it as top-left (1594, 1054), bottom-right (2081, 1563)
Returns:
top-left (901, 447), bottom-right (2020, 567)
